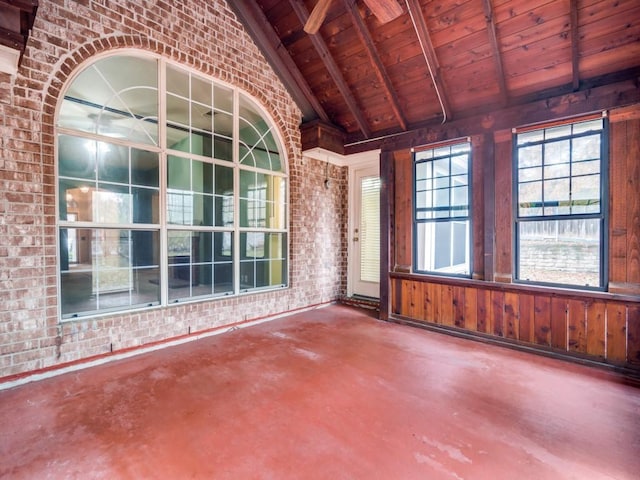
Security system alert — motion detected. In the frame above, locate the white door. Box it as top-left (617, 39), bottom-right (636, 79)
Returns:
top-left (350, 165), bottom-right (380, 298)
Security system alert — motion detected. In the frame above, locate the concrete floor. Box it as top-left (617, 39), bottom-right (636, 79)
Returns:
top-left (1, 305), bottom-right (639, 479)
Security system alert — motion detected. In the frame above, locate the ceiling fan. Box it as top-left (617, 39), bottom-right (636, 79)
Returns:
top-left (304, 0), bottom-right (404, 34)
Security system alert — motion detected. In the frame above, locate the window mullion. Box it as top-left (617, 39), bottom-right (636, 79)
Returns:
top-left (158, 57), bottom-right (169, 307)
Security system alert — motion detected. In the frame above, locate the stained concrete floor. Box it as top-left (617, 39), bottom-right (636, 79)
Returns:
top-left (1, 305), bottom-right (639, 479)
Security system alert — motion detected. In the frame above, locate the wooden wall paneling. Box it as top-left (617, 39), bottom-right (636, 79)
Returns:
top-left (518, 293), bottom-right (535, 344)
top-left (471, 135), bottom-right (486, 280)
top-left (431, 282), bottom-right (442, 325)
top-left (624, 118), bottom-right (640, 286)
top-left (463, 287), bottom-right (478, 331)
top-left (606, 302), bottom-right (627, 363)
top-left (586, 300), bottom-right (606, 359)
top-left (477, 288), bottom-right (490, 333)
top-left (424, 281), bottom-right (435, 323)
top-left (393, 150), bottom-right (413, 272)
top-left (550, 297), bottom-right (568, 350)
top-left (453, 285), bottom-right (465, 328)
top-left (401, 279), bottom-right (413, 317)
top-left (411, 281), bottom-right (425, 320)
top-left (481, 133), bottom-right (495, 282)
top-left (491, 290), bottom-right (505, 337)
top-left (504, 291), bottom-right (519, 340)
top-left (567, 299), bottom-right (587, 354)
top-left (534, 296), bottom-right (552, 346)
top-left (440, 284), bottom-right (455, 326)
top-left (392, 278), bottom-right (401, 315)
top-left (493, 130), bottom-right (512, 282)
top-left (627, 304), bottom-right (640, 365)
top-left (608, 120), bottom-right (628, 287)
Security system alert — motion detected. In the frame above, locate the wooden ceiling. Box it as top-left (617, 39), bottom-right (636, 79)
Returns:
top-left (231, 0), bottom-right (640, 153)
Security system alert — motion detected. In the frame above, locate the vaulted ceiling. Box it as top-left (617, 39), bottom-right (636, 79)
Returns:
top-left (231, 0), bottom-right (640, 154)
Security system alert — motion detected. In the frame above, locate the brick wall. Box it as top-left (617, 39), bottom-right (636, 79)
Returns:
top-left (0, 0), bottom-right (348, 378)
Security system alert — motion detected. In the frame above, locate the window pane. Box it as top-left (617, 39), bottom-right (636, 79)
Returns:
top-left (167, 155), bottom-right (190, 190)
top-left (544, 163), bottom-right (569, 179)
top-left (96, 142), bottom-right (128, 180)
top-left (191, 129), bottom-right (213, 158)
top-left (192, 193), bottom-right (213, 226)
top-left (94, 185), bottom-right (131, 223)
top-left (240, 233), bottom-right (286, 290)
top-left (167, 65), bottom-right (189, 97)
top-left (214, 84), bottom-right (233, 114)
top-left (518, 145), bottom-right (542, 168)
top-left (517, 130), bottom-right (544, 145)
top-left (519, 166), bottom-right (542, 183)
top-left (192, 75), bottom-right (211, 106)
top-left (214, 263), bottom-right (233, 294)
top-left (59, 228), bottom-right (160, 318)
top-left (60, 56), bottom-right (158, 145)
top-left (58, 134), bottom-right (96, 180)
top-left (544, 140), bottom-right (570, 165)
top-left (518, 219), bottom-right (600, 287)
top-left (193, 161), bottom-right (213, 194)
top-left (572, 159), bottom-right (599, 176)
top-left (573, 118), bottom-right (603, 134)
top-left (415, 221), bottom-right (470, 275)
top-left (518, 181), bottom-right (542, 216)
top-left (572, 135), bottom-right (600, 162)
top-left (131, 149), bottom-right (159, 187)
top-left (132, 187), bottom-right (158, 224)
top-left (213, 133), bottom-right (233, 161)
top-left (543, 178), bottom-right (570, 215)
top-left (572, 175), bottom-right (600, 213)
top-left (167, 93), bottom-right (189, 127)
top-left (545, 124), bottom-right (571, 139)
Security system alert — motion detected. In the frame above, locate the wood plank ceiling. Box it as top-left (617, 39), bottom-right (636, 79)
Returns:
top-left (231, 0), bottom-right (640, 154)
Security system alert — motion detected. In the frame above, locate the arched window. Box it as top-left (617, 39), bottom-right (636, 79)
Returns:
top-left (57, 53), bottom-right (288, 319)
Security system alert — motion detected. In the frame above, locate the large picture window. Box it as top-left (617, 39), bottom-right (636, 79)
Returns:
top-left (57, 54), bottom-right (288, 319)
top-left (413, 141), bottom-right (471, 276)
top-left (514, 116), bottom-right (607, 289)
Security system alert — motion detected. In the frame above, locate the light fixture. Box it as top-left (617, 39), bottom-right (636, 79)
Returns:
top-left (324, 161), bottom-right (331, 189)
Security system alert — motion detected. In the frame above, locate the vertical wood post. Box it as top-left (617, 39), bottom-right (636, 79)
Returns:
top-left (380, 149), bottom-right (394, 320)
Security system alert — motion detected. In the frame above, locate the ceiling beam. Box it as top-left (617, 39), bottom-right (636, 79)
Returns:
top-left (228, 1), bottom-right (329, 123)
top-left (342, 0), bottom-right (407, 131)
top-left (406, 0), bottom-right (452, 123)
top-left (345, 71), bottom-right (640, 153)
top-left (570, 0), bottom-right (580, 91)
top-left (289, 0), bottom-right (372, 138)
top-left (482, 0), bottom-right (509, 107)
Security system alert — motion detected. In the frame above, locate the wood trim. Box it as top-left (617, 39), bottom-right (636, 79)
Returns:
top-left (289, 0), bottom-right (372, 138)
top-left (480, 133), bottom-right (494, 281)
top-left (348, 75), bottom-right (640, 154)
top-left (228, 1), bottom-right (328, 123)
top-left (379, 150), bottom-right (394, 321)
top-left (570, 0), bottom-right (580, 91)
top-left (342, 0), bottom-right (407, 131)
top-left (406, 0), bottom-right (452, 122)
top-left (482, 0), bottom-right (508, 106)
top-left (389, 272), bottom-right (640, 304)
top-left (610, 105), bottom-right (640, 122)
